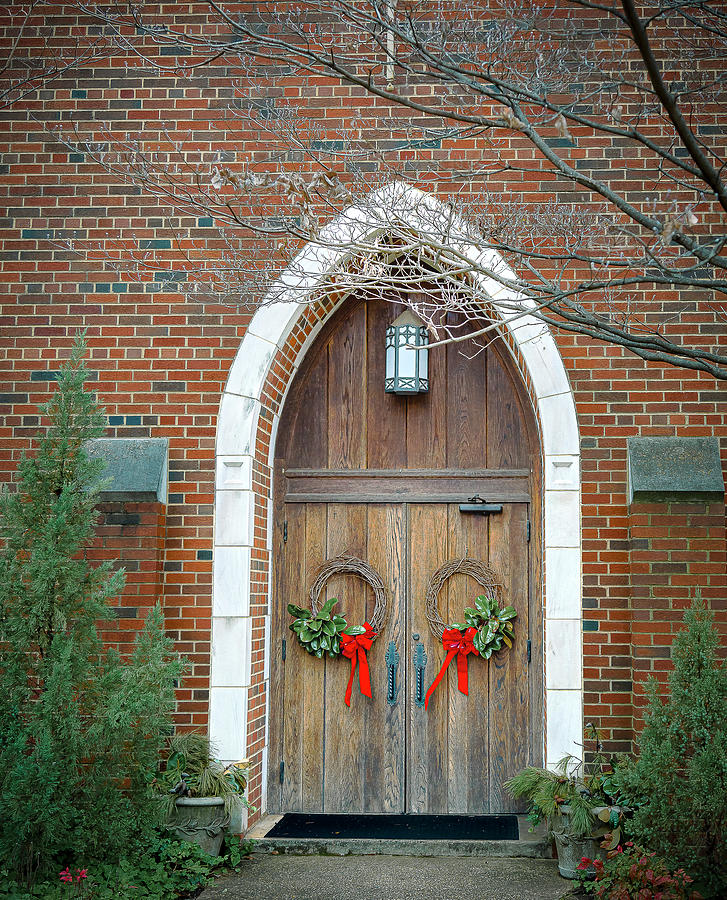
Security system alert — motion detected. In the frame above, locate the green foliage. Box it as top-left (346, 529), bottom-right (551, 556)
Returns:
top-left (451, 595), bottom-right (516, 658)
top-left (577, 842), bottom-right (700, 900)
top-left (0, 832), bottom-right (256, 899)
top-left (158, 732), bottom-right (250, 815)
top-left (615, 597), bottom-right (727, 898)
top-left (506, 732), bottom-right (622, 840)
top-left (0, 337), bottom-right (183, 883)
top-left (288, 596), bottom-right (348, 657)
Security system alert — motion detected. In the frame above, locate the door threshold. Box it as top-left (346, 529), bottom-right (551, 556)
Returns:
top-left (245, 814), bottom-right (552, 859)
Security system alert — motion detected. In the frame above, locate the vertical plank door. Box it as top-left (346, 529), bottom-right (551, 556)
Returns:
top-left (278, 501), bottom-right (407, 813)
top-left (407, 503), bottom-right (531, 814)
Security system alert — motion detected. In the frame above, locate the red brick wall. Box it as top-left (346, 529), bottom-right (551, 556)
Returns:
top-left (1, 4), bottom-right (726, 817)
top-left (90, 500), bottom-right (166, 654)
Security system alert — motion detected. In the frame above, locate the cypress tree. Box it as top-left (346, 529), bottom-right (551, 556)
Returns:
top-left (0, 337), bottom-right (182, 882)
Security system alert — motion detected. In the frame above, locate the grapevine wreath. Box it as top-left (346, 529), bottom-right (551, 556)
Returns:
top-left (423, 556), bottom-right (517, 709)
top-left (288, 555), bottom-right (387, 706)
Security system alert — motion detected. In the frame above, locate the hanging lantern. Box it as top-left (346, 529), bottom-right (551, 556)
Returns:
top-left (385, 309), bottom-right (429, 395)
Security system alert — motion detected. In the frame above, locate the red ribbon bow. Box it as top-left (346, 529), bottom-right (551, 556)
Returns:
top-left (424, 626), bottom-right (479, 710)
top-left (340, 622), bottom-right (377, 707)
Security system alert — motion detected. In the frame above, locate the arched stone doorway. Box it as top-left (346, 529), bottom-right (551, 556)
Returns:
top-left (211, 184), bottom-right (582, 818)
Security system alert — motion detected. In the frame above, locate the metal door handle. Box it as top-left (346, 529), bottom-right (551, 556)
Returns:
top-left (414, 643), bottom-right (427, 707)
top-left (385, 641), bottom-right (399, 705)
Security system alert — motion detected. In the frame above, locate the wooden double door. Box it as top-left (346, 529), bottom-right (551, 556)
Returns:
top-left (268, 298), bottom-right (542, 815)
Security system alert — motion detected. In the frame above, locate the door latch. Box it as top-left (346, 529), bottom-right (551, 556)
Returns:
top-left (459, 494), bottom-right (503, 515)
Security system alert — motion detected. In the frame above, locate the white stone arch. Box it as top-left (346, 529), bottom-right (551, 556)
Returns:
top-left (211, 183), bottom-right (582, 811)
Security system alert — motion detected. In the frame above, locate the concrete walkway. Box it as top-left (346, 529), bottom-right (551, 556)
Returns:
top-left (199, 854), bottom-right (577, 900)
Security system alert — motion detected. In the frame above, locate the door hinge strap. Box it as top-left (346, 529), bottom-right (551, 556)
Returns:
top-left (526, 519), bottom-right (531, 542)
top-left (279, 760), bottom-right (285, 784)
top-left (283, 520), bottom-right (288, 543)
top-left (282, 638), bottom-right (286, 661)
top-left (527, 639), bottom-right (531, 664)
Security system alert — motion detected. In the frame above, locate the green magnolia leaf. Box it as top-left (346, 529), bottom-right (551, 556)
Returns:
top-left (332, 615), bottom-right (347, 628)
top-left (481, 646), bottom-right (494, 659)
top-left (502, 633), bottom-right (512, 649)
top-left (291, 621), bottom-right (304, 634)
top-left (322, 620), bottom-right (336, 636)
top-left (300, 627), bottom-right (315, 642)
top-left (500, 606), bottom-right (517, 621)
top-left (475, 595), bottom-right (493, 613)
top-left (309, 618), bottom-right (323, 631)
top-left (310, 638), bottom-right (319, 650)
top-left (315, 648), bottom-right (324, 658)
top-left (473, 631), bottom-right (485, 655)
top-left (288, 603), bottom-right (311, 618)
top-left (331, 638), bottom-right (340, 654)
top-left (451, 621), bottom-right (469, 631)
top-left (320, 596), bottom-right (339, 617)
top-left (342, 624), bottom-right (366, 636)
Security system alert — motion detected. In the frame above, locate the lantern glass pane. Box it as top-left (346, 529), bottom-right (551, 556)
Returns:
top-left (398, 330), bottom-right (417, 378)
top-left (385, 342), bottom-right (396, 380)
top-left (419, 344), bottom-right (428, 380)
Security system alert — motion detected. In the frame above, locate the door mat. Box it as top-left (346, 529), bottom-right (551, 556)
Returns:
top-left (266, 813), bottom-right (519, 841)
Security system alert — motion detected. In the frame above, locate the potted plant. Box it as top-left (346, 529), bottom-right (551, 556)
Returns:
top-left (158, 733), bottom-right (250, 857)
top-left (505, 735), bottom-right (626, 879)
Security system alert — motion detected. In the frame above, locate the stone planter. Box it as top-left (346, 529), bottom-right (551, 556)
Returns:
top-left (168, 796), bottom-right (231, 857)
top-left (552, 806), bottom-right (609, 879)
top-left (553, 829), bottom-right (607, 879)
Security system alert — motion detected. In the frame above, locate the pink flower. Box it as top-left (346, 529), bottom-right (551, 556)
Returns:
top-left (76, 868), bottom-right (88, 881)
top-left (59, 867), bottom-right (73, 884)
top-left (577, 857), bottom-right (593, 870)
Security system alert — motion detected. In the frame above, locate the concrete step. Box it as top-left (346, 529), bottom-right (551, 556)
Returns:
top-left (246, 814), bottom-right (553, 858)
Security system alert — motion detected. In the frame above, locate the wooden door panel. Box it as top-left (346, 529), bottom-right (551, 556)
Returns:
top-left (407, 503), bottom-right (449, 814)
top-left (487, 504), bottom-right (530, 812)
top-left (407, 502), bottom-right (530, 814)
top-left (280, 502), bottom-right (308, 811)
top-left (365, 504), bottom-right (407, 812)
top-left (279, 502), bottom-right (407, 814)
top-left (301, 503), bottom-right (327, 810)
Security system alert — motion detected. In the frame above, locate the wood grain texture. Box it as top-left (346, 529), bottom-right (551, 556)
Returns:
top-left (266, 459), bottom-right (287, 813)
top-left (366, 299), bottom-right (408, 469)
top-left (328, 304), bottom-right (367, 469)
top-left (366, 504), bottom-right (406, 812)
top-left (301, 504), bottom-right (326, 810)
top-left (323, 503), bottom-right (368, 811)
top-left (280, 502), bottom-right (306, 811)
top-left (486, 349), bottom-right (529, 469)
top-left (487, 504), bottom-right (530, 812)
top-left (407, 503), bottom-right (449, 813)
top-left (446, 337), bottom-right (488, 469)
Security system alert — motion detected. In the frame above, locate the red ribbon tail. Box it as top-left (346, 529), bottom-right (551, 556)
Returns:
top-left (424, 648), bottom-right (458, 710)
top-left (344, 654), bottom-right (357, 707)
top-left (456, 649), bottom-right (469, 696)
top-left (357, 647), bottom-right (372, 699)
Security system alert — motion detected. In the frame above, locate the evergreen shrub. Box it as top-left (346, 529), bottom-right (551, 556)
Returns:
top-left (0, 338), bottom-right (183, 884)
top-left (617, 597), bottom-right (727, 898)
